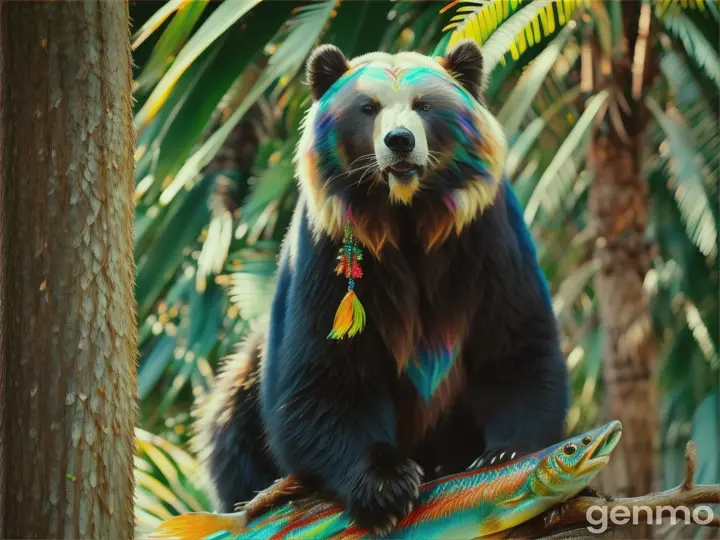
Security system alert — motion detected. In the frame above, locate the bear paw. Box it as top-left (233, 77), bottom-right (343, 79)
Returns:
top-left (346, 443), bottom-right (423, 536)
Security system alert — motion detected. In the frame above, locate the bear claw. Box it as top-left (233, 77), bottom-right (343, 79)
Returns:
top-left (468, 448), bottom-right (525, 470)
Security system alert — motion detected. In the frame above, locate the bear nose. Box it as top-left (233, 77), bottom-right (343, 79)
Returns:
top-left (384, 128), bottom-right (415, 153)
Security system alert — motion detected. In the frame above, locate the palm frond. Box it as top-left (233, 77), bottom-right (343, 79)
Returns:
top-left (228, 254), bottom-right (278, 321)
top-left (160, 0), bottom-right (336, 207)
top-left (136, 0), bottom-right (263, 130)
top-left (646, 97), bottom-right (718, 257)
top-left (684, 300), bottom-right (719, 369)
top-left (524, 90), bottom-right (609, 225)
top-left (497, 24), bottom-right (576, 138)
top-left (661, 11), bottom-right (720, 88)
top-left (656, 0), bottom-right (711, 17)
top-left (505, 85), bottom-right (581, 178)
top-left (443, 0), bottom-right (588, 74)
top-left (133, 1), bottom-right (209, 94)
top-left (134, 428), bottom-right (212, 537)
top-left (132, 0), bottom-right (190, 50)
top-left (552, 259), bottom-right (599, 318)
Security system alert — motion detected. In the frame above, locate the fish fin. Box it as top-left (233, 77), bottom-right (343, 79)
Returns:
top-left (149, 512), bottom-right (247, 539)
top-left (495, 491), bottom-right (530, 508)
top-left (477, 506), bottom-right (541, 537)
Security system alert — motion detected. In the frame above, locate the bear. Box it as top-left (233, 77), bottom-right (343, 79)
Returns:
top-left (192, 40), bottom-right (569, 534)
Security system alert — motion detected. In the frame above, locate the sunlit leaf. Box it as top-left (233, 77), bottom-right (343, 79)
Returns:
top-left (446, 0), bottom-right (588, 75)
top-left (136, 0), bottom-right (263, 130)
top-left (553, 259), bottom-right (599, 316)
top-left (497, 24), bottom-right (576, 137)
top-left (134, 1), bottom-right (209, 94)
top-left (524, 90), bottom-right (609, 224)
top-left (646, 97), bottom-right (718, 257)
top-left (505, 85), bottom-right (581, 177)
top-left (662, 12), bottom-right (720, 88)
top-left (160, 0), bottom-right (336, 206)
top-left (132, 0), bottom-right (189, 50)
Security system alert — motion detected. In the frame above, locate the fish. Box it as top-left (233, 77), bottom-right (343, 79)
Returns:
top-left (149, 420), bottom-right (622, 540)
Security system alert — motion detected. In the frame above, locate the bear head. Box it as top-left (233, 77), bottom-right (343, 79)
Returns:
top-left (295, 41), bottom-right (508, 255)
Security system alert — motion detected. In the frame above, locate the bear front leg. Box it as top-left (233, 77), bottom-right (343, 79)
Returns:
top-left (466, 344), bottom-right (568, 466)
top-left (263, 362), bottom-right (422, 535)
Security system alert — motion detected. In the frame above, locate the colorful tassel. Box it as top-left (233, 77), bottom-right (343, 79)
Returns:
top-left (328, 290), bottom-right (366, 340)
top-left (328, 214), bottom-right (366, 340)
top-left (148, 512), bottom-right (247, 539)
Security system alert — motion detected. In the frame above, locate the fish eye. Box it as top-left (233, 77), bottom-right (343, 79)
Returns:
top-left (563, 443), bottom-right (578, 456)
top-left (581, 436), bottom-right (592, 446)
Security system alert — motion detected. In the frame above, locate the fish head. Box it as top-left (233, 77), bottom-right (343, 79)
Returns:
top-left (532, 420), bottom-right (622, 499)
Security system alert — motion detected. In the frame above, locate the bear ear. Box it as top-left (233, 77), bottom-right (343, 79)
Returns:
top-left (441, 40), bottom-right (484, 99)
top-left (306, 44), bottom-right (350, 101)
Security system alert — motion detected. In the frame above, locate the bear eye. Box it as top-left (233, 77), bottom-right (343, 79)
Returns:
top-left (563, 443), bottom-right (578, 456)
top-left (581, 436), bottom-right (592, 446)
top-left (362, 103), bottom-right (378, 115)
top-left (414, 102), bottom-right (431, 112)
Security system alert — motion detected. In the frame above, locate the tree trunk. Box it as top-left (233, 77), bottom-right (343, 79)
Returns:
top-left (0, 2), bottom-right (137, 538)
top-left (588, 132), bottom-right (656, 499)
top-left (0, 11), bottom-right (6, 538)
top-left (587, 0), bottom-right (657, 513)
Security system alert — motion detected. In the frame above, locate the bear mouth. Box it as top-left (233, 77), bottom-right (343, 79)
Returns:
top-left (387, 162), bottom-right (423, 181)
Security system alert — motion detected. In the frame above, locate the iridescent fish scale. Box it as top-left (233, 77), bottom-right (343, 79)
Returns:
top-left (153, 425), bottom-right (621, 540)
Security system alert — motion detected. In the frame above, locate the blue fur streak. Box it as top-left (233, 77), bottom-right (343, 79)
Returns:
top-left (503, 182), bottom-right (553, 308)
top-left (406, 341), bottom-right (461, 403)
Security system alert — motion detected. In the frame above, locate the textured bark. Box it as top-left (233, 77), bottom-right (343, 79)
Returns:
top-left (0, 8), bottom-right (6, 537)
top-left (586, 2), bottom-right (657, 511)
top-left (0, 2), bottom-right (137, 538)
top-left (588, 132), bottom-right (656, 501)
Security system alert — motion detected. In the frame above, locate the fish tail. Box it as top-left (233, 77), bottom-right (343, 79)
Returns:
top-left (149, 512), bottom-right (247, 539)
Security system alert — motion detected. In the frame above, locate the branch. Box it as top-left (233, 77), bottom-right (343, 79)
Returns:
top-left (501, 442), bottom-right (720, 538)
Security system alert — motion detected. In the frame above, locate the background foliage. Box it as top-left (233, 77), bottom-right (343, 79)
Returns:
top-left (129, 1), bottom-right (719, 536)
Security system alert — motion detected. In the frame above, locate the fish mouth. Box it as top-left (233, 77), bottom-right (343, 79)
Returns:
top-left (386, 161), bottom-right (423, 181)
top-left (581, 421), bottom-right (622, 471)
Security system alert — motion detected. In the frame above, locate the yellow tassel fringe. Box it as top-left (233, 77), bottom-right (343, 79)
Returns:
top-left (328, 290), bottom-right (366, 340)
top-left (149, 512), bottom-right (247, 539)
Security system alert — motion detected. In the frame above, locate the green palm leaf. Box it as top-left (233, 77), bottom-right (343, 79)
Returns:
top-left (646, 96), bottom-right (718, 257)
top-left (661, 12), bottom-right (720, 88)
top-left (524, 90), bottom-right (609, 225)
top-left (132, 0), bottom-right (190, 49)
top-left (134, 1), bottom-right (209, 94)
top-left (444, 0), bottom-right (588, 74)
top-left (134, 428), bottom-right (212, 536)
top-left (684, 300), bottom-right (719, 368)
top-left (229, 255), bottom-right (278, 321)
top-left (552, 259), bottom-right (599, 318)
top-left (505, 85), bottom-right (581, 177)
top-left (497, 24), bottom-right (576, 138)
top-left (136, 0), bottom-right (263, 130)
top-left (160, 0), bottom-right (336, 207)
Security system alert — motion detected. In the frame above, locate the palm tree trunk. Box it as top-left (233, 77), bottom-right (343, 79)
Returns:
top-left (0, 2), bottom-right (137, 538)
top-left (588, 131), bottom-right (656, 499)
top-left (587, 1), bottom-right (657, 508)
top-left (0, 15), bottom-right (6, 537)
